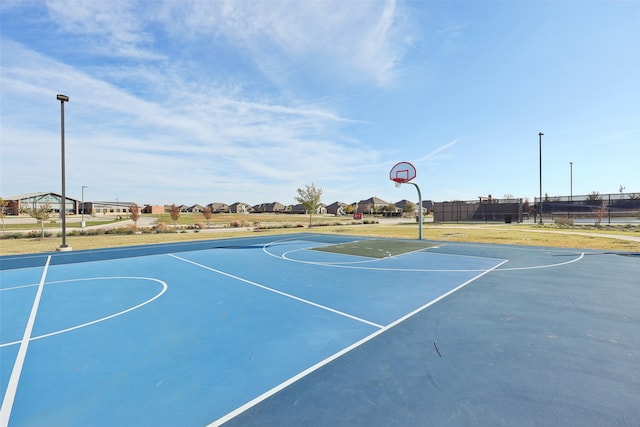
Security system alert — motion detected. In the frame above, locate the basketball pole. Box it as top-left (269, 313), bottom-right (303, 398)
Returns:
top-left (396, 181), bottom-right (423, 240)
top-left (408, 182), bottom-right (423, 240)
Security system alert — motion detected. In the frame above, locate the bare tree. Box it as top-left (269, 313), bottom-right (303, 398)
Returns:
top-left (129, 203), bottom-right (140, 228)
top-left (295, 183), bottom-right (323, 227)
top-left (169, 204), bottom-right (181, 227)
top-left (202, 206), bottom-right (212, 228)
top-left (0, 198), bottom-right (7, 234)
top-left (594, 201), bottom-right (607, 227)
top-left (587, 191), bottom-right (601, 201)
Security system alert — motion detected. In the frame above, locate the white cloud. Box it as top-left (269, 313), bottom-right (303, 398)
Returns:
top-left (155, 0), bottom-right (408, 87)
top-left (0, 40), bottom-right (387, 205)
top-left (44, 0), bottom-right (165, 59)
top-left (416, 139), bottom-right (458, 163)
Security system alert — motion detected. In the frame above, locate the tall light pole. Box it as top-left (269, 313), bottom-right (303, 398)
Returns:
top-left (57, 94), bottom-right (71, 251)
top-left (538, 132), bottom-right (543, 224)
top-left (81, 185), bottom-right (88, 228)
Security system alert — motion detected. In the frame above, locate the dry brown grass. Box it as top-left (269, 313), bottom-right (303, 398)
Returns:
top-left (1, 219), bottom-right (638, 256)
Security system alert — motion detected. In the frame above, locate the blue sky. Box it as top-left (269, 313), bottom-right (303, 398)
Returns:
top-left (1, 1), bottom-right (638, 206)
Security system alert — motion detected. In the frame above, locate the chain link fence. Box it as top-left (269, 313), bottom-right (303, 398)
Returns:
top-left (434, 192), bottom-right (640, 224)
top-left (534, 192), bottom-right (640, 224)
top-left (434, 198), bottom-right (526, 223)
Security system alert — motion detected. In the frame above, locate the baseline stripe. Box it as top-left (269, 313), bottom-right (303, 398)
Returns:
top-left (168, 254), bottom-right (384, 329)
top-left (0, 256), bottom-right (51, 427)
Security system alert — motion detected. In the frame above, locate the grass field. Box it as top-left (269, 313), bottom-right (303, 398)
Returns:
top-left (1, 213), bottom-right (639, 255)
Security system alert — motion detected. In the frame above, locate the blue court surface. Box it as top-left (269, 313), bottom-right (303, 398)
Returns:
top-left (1, 233), bottom-right (638, 426)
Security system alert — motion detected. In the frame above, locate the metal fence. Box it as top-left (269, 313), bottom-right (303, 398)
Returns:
top-left (434, 198), bottom-right (526, 223)
top-left (434, 192), bottom-right (640, 224)
top-left (534, 192), bottom-right (640, 224)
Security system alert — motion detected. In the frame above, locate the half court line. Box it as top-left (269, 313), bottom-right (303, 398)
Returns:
top-left (0, 256), bottom-right (51, 427)
top-left (167, 254), bottom-right (384, 329)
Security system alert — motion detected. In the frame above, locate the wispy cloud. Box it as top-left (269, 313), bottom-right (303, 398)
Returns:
top-left (155, 0), bottom-right (408, 88)
top-left (416, 139), bottom-right (458, 163)
top-left (0, 37), bottom-right (385, 204)
top-left (44, 0), bottom-right (165, 60)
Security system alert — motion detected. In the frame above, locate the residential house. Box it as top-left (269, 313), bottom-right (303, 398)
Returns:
top-left (229, 202), bottom-right (252, 214)
top-left (325, 201), bottom-right (348, 215)
top-left (290, 203), bottom-right (327, 215)
top-left (253, 202), bottom-right (286, 213)
top-left (356, 196), bottom-right (392, 214)
top-left (208, 202), bottom-right (230, 213)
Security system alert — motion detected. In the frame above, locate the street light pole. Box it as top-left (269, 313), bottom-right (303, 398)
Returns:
top-left (82, 185), bottom-right (88, 228)
top-left (57, 94), bottom-right (71, 251)
top-left (538, 132), bottom-right (544, 224)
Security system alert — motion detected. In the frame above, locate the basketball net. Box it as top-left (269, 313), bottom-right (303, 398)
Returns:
top-left (395, 181), bottom-right (402, 188)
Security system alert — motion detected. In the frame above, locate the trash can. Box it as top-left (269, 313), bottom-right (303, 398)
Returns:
top-left (504, 214), bottom-right (512, 223)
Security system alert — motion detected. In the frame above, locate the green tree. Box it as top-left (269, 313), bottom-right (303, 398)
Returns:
top-left (21, 202), bottom-right (52, 238)
top-left (295, 183), bottom-right (323, 226)
top-left (403, 201), bottom-right (416, 215)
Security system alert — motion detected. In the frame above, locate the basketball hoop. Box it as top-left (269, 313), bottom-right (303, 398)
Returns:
top-left (389, 161), bottom-right (416, 184)
top-left (389, 161), bottom-right (423, 240)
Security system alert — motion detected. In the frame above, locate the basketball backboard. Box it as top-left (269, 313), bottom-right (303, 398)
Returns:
top-left (389, 161), bottom-right (417, 184)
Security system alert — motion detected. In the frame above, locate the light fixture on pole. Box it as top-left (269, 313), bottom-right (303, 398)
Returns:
top-left (538, 132), bottom-right (543, 225)
top-left (57, 94), bottom-right (72, 251)
top-left (82, 185), bottom-right (88, 228)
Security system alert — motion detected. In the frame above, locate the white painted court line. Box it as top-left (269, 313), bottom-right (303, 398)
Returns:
top-left (0, 256), bottom-right (51, 427)
top-left (207, 258), bottom-right (510, 427)
top-left (168, 254), bottom-right (384, 329)
top-left (262, 237), bottom-right (442, 266)
top-left (261, 237), bottom-right (585, 272)
top-left (493, 252), bottom-right (584, 271)
top-left (0, 277), bottom-right (168, 348)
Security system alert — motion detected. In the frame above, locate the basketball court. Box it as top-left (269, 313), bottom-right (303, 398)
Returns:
top-left (1, 233), bottom-right (638, 426)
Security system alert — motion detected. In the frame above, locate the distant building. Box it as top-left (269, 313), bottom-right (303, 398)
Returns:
top-left (208, 202), bottom-right (230, 213)
top-left (356, 196), bottom-right (391, 213)
top-left (188, 204), bottom-right (204, 213)
top-left (325, 201), bottom-right (348, 215)
top-left (85, 201), bottom-right (134, 216)
top-left (253, 202), bottom-right (286, 213)
top-left (3, 192), bottom-right (78, 216)
top-left (142, 205), bottom-right (164, 214)
top-left (229, 202), bottom-right (252, 214)
top-left (290, 203), bottom-right (327, 215)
